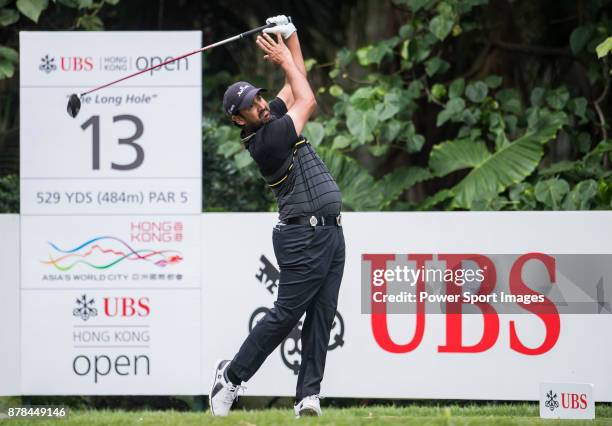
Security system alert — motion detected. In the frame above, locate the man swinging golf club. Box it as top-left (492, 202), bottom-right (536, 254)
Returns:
top-left (210, 15), bottom-right (345, 418)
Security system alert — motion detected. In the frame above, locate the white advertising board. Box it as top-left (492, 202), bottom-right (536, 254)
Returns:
top-left (16, 31), bottom-right (202, 395)
top-left (1, 211), bottom-right (611, 397)
top-left (19, 31), bottom-right (202, 215)
top-left (21, 288), bottom-right (201, 394)
top-left (201, 212), bottom-right (612, 401)
top-left (0, 215), bottom-right (20, 395)
top-left (539, 382), bottom-right (595, 419)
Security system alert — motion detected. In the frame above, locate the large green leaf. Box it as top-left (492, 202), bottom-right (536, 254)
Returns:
top-left (77, 14), bottom-right (103, 30)
top-left (430, 112), bottom-right (566, 208)
top-left (545, 87), bottom-right (570, 110)
top-left (374, 92), bottom-right (401, 121)
top-left (331, 134), bottom-right (352, 150)
top-left (429, 14), bottom-right (453, 41)
top-left (429, 138), bottom-right (490, 177)
top-left (346, 108), bottom-right (378, 144)
top-left (0, 8), bottom-right (19, 26)
top-left (596, 36), bottom-right (612, 58)
top-left (380, 120), bottom-right (402, 143)
top-left (0, 58), bottom-right (14, 78)
top-left (318, 147), bottom-right (382, 210)
top-left (317, 148), bottom-right (430, 211)
top-left (356, 41), bottom-right (394, 66)
top-left (377, 166), bottom-right (431, 209)
top-left (484, 75), bottom-right (502, 89)
top-left (436, 98), bottom-right (465, 126)
top-left (16, 0), bottom-right (48, 23)
top-left (535, 178), bottom-right (570, 209)
top-left (449, 78), bottom-right (465, 98)
top-left (233, 150), bottom-right (252, 169)
top-left (562, 179), bottom-right (598, 210)
top-left (584, 139), bottom-right (612, 164)
top-left (417, 189), bottom-right (454, 210)
top-left (0, 46), bottom-right (17, 62)
top-left (465, 81), bottom-right (488, 103)
top-left (570, 25), bottom-right (593, 55)
top-left (425, 57), bottom-right (449, 77)
top-left (302, 122), bottom-right (325, 146)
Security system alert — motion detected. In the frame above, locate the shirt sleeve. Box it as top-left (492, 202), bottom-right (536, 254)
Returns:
top-left (269, 97), bottom-right (288, 117)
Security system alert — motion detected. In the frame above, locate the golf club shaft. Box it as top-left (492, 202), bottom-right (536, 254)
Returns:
top-left (79, 22), bottom-right (275, 97)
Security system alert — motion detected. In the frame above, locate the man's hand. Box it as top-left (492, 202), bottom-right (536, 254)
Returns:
top-left (263, 14), bottom-right (296, 39)
top-left (256, 33), bottom-right (294, 67)
top-left (265, 14), bottom-right (290, 25)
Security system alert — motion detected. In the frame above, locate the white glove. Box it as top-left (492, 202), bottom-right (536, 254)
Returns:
top-left (264, 15), bottom-right (296, 39)
top-left (266, 15), bottom-right (290, 26)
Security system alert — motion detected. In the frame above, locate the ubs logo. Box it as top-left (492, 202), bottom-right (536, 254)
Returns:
top-left (251, 255), bottom-right (345, 374)
top-left (38, 54), bottom-right (93, 73)
top-left (545, 390), bottom-right (559, 411)
top-left (39, 54), bottom-right (57, 74)
top-left (73, 294), bottom-right (150, 321)
top-left (73, 294), bottom-right (98, 321)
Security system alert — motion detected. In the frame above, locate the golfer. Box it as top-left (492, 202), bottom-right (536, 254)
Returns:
top-left (209, 15), bottom-right (345, 418)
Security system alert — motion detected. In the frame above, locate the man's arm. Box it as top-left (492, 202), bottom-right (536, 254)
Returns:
top-left (262, 15), bottom-right (305, 109)
top-left (256, 33), bottom-right (316, 135)
top-left (276, 33), bottom-right (307, 109)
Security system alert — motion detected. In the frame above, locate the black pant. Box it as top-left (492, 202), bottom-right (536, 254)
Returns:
top-left (229, 223), bottom-right (345, 401)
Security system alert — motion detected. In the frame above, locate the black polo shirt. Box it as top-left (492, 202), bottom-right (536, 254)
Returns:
top-left (244, 97), bottom-right (300, 177)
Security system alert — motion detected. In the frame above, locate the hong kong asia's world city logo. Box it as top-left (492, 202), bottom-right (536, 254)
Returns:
top-left (250, 255), bottom-right (345, 374)
top-left (41, 236), bottom-right (183, 271)
top-left (39, 54), bottom-right (57, 74)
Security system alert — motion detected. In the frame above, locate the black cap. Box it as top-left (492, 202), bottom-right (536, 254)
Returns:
top-left (223, 81), bottom-right (267, 115)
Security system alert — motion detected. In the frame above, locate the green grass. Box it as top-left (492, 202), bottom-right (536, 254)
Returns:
top-left (1, 404), bottom-right (612, 425)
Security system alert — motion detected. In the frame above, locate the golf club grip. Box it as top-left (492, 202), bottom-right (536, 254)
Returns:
top-left (239, 22), bottom-right (275, 38)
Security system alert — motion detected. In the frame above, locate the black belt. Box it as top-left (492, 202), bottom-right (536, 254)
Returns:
top-left (283, 215), bottom-right (342, 227)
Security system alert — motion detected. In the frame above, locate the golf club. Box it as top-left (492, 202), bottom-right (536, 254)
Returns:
top-left (67, 21), bottom-right (279, 118)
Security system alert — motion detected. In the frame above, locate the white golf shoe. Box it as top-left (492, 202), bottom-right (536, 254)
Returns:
top-left (294, 394), bottom-right (322, 418)
top-left (209, 359), bottom-right (244, 416)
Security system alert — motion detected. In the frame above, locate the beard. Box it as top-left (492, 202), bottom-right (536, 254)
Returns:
top-left (243, 110), bottom-right (278, 135)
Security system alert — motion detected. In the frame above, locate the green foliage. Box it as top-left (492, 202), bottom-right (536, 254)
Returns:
top-left (319, 145), bottom-right (430, 210)
top-left (430, 112), bottom-right (567, 208)
top-left (0, 46), bottom-right (18, 78)
top-left (562, 179), bottom-right (598, 210)
top-left (570, 25), bottom-right (594, 55)
top-left (202, 117), bottom-right (274, 212)
top-left (16, 0), bottom-right (48, 23)
top-left (0, 174), bottom-right (18, 213)
top-left (0, 0), bottom-right (609, 214)
top-left (534, 178), bottom-right (570, 210)
top-left (306, 0), bottom-right (611, 211)
top-left (597, 36), bottom-right (612, 58)
top-left (0, 8), bottom-right (19, 26)
top-left (76, 13), bottom-right (103, 30)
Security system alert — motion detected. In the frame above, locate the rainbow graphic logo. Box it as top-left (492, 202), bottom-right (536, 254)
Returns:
top-left (41, 236), bottom-right (183, 271)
